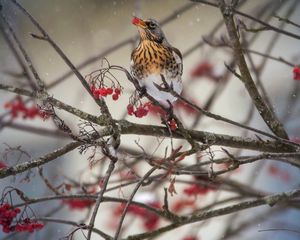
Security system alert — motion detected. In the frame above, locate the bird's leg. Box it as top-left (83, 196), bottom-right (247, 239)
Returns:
top-left (153, 75), bottom-right (174, 93)
top-left (161, 74), bottom-right (174, 92)
top-left (160, 101), bottom-right (174, 127)
top-left (169, 82), bottom-right (174, 91)
top-left (166, 100), bottom-right (174, 121)
top-left (153, 82), bottom-right (168, 92)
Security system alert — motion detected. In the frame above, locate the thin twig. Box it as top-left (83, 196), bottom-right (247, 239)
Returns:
top-left (36, 217), bottom-right (113, 239)
top-left (0, 12), bottom-right (46, 92)
top-left (87, 156), bottom-right (117, 240)
top-left (274, 15), bottom-right (300, 29)
top-left (114, 166), bottom-right (157, 240)
top-left (191, 0), bottom-right (300, 41)
top-left (9, 0), bottom-right (116, 126)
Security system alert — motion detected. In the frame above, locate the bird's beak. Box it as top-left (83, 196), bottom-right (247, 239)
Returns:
top-left (132, 17), bottom-right (147, 29)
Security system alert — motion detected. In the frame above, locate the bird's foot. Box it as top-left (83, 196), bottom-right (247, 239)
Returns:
top-left (160, 74), bottom-right (174, 92)
top-left (166, 100), bottom-right (174, 120)
top-left (161, 102), bottom-right (178, 131)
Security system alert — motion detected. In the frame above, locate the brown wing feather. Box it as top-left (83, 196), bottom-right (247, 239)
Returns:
top-left (171, 47), bottom-right (182, 60)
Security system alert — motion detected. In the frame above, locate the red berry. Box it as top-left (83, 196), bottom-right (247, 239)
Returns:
top-left (15, 99), bottom-right (26, 111)
top-left (168, 119), bottom-right (177, 131)
top-left (293, 66), bottom-right (300, 80)
top-left (112, 94), bottom-right (119, 101)
top-left (26, 107), bottom-right (39, 119)
top-left (114, 88), bottom-right (121, 95)
top-left (14, 208), bottom-right (21, 214)
top-left (106, 88), bottom-right (113, 95)
top-left (23, 218), bottom-right (31, 224)
top-left (97, 88), bottom-right (107, 97)
top-left (90, 85), bottom-right (96, 92)
top-left (35, 223), bottom-right (44, 229)
top-left (27, 224), bottom-right (34, 232)
top-left (135, 105), bottom-right (148, 118)
top-left (2, 203), bottom-right (11, 210)
top-left (2, 225), bottom-right (10, 233)
top-left (15, 224), bottom-right (22, 231)
top-left (127, 104), bottom-right (134, 115)
top-left (132, 17), bottom-right (140, 25)
top-left (92, 89), bottom-right (100, 99)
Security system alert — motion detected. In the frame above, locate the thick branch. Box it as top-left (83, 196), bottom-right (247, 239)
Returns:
top-left (1, 83), bottom-right (298, 155)
top-left (119, 121), bottom-right (298, 153)
top-left (125, 188), bottom-right (300, 240)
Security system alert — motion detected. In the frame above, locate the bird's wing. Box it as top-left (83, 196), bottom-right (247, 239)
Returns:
top-left (171, 47), bottom-right (182, 60)
top-left (171, 47), bottom-right (183, 76)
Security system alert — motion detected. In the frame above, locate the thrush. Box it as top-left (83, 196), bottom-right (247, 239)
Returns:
top-left (130, 17), bottom-right (183, 106)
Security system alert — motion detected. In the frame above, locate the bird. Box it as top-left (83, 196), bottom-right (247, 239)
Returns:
top-left (130, 17), bottom-right (183, 107)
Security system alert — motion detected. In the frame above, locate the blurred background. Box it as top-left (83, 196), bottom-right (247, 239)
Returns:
top-left (1, 0), bottom-right (300, 239)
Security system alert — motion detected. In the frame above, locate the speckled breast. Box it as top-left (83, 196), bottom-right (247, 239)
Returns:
top-left (131, 40), bottom-right (182, 80)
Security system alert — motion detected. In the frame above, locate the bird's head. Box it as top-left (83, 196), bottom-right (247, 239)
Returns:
top-left (132, 17), bottom-right (165, 43)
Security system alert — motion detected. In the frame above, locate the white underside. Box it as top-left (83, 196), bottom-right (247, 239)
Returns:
top-left (140, 74), bottom-right (182, 106)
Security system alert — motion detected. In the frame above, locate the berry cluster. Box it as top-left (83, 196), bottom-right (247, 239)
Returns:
top-left (126, 100), bottom-right (197, 125)
top-left (14, 218), bottom-right (44, 233)
top-left (4, 96), bottom-right (49, 120)
top-left (268, 164), bottom-right (291, 183)
top-left (90, 85), bottom-right (121, 101)
top-left (174, 100), bottom-right (198, 116)
top-left (147, 103), bottom-right (167, 117)
top-left (0, 203), bottom-right (44, 234)
top-left (183, 184), bottom-right (215, 197)
top-left (63, 198), bottom-right (95, 210)
top-left (127, 102), bottom-right (178, 130)
top-left (190, 61), bottom-right (223, 82)
top-left (190, 61), bottom-right (213, 78)
top-left (0, 203), bottom-right (21, 233)
top-left (127, 103), bottom-right (149, 118)
top-left (293, 66), bottom-right (300, 80)
top-left (172, 199), bottom-right (196, 212)
top-left (114, 202), bottom-right (160, 230)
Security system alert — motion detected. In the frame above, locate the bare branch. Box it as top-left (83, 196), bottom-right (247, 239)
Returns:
top-left (217, 0), bottom-right (289, 139)
top-left (191, 0), bottom-right (300, 41)
top-left (0, 141), bottom-right (81, 179)
top-left (124, 188), bottom-right (300, 239)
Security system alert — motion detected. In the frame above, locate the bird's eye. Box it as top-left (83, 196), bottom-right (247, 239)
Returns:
top-left (148, 22), bottom-right (156, 29)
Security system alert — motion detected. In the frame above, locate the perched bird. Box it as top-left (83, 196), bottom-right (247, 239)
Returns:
top-left (130, 17), bottom-right (183, 106)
